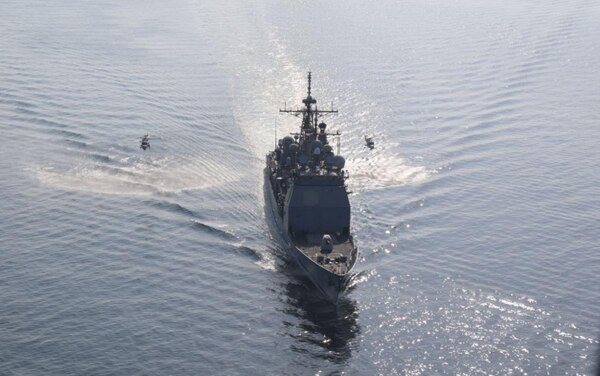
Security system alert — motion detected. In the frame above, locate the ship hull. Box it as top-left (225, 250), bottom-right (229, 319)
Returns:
top-left (264, 168), bottom-right (350, 304)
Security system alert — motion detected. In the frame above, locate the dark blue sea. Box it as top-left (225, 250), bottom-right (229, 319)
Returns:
top-left (1, 0), bottom-right (599, 374)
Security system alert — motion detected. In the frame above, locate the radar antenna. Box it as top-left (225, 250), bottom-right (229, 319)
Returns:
top-left (279, 72), bottom-right (338, 128)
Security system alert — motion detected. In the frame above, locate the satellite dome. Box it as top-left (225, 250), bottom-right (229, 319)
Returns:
top-left (310, 140), bottom-right (323, 152)
top-left (333, 156), bottom-right (345, 170)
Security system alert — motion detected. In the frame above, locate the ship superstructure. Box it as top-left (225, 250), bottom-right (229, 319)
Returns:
top-left (265, 73), bottom-right (357, 303)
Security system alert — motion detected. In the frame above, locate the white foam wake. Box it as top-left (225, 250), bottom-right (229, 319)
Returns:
top-left (31, 156), bottom-right (236, 196)
top-left (347, 153), bottom-right (431, 191)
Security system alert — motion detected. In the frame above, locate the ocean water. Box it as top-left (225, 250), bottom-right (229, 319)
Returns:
top-left (1, 0), bottom-right (599, 375)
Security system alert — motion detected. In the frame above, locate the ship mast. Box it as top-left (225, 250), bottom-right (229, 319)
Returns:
top-left (279, 72), bottom-right (338, 141)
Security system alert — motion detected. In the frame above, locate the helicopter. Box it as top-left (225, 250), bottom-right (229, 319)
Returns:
top-left (139, 134), bottom-right (152, 150)
top-left (364, 135), bottom-right (375, 149)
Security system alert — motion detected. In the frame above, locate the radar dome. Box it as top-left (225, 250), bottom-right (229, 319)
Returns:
top-left (310, 140), bottom-right (323, 153)
top-left (333, 156), bottom-right (345, 170)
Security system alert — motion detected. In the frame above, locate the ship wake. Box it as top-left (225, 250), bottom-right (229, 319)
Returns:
top-left (347, 152), bottom-right (431, 191)
top-left (32, 156), bottom-right (236, 196)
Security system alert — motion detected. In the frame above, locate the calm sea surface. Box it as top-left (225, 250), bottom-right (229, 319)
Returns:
top-left (1, 0), bottom-right (599, 374)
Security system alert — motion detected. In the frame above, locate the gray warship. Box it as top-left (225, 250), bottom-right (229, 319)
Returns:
top-left (265, 72), bottom-right (358, 304)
